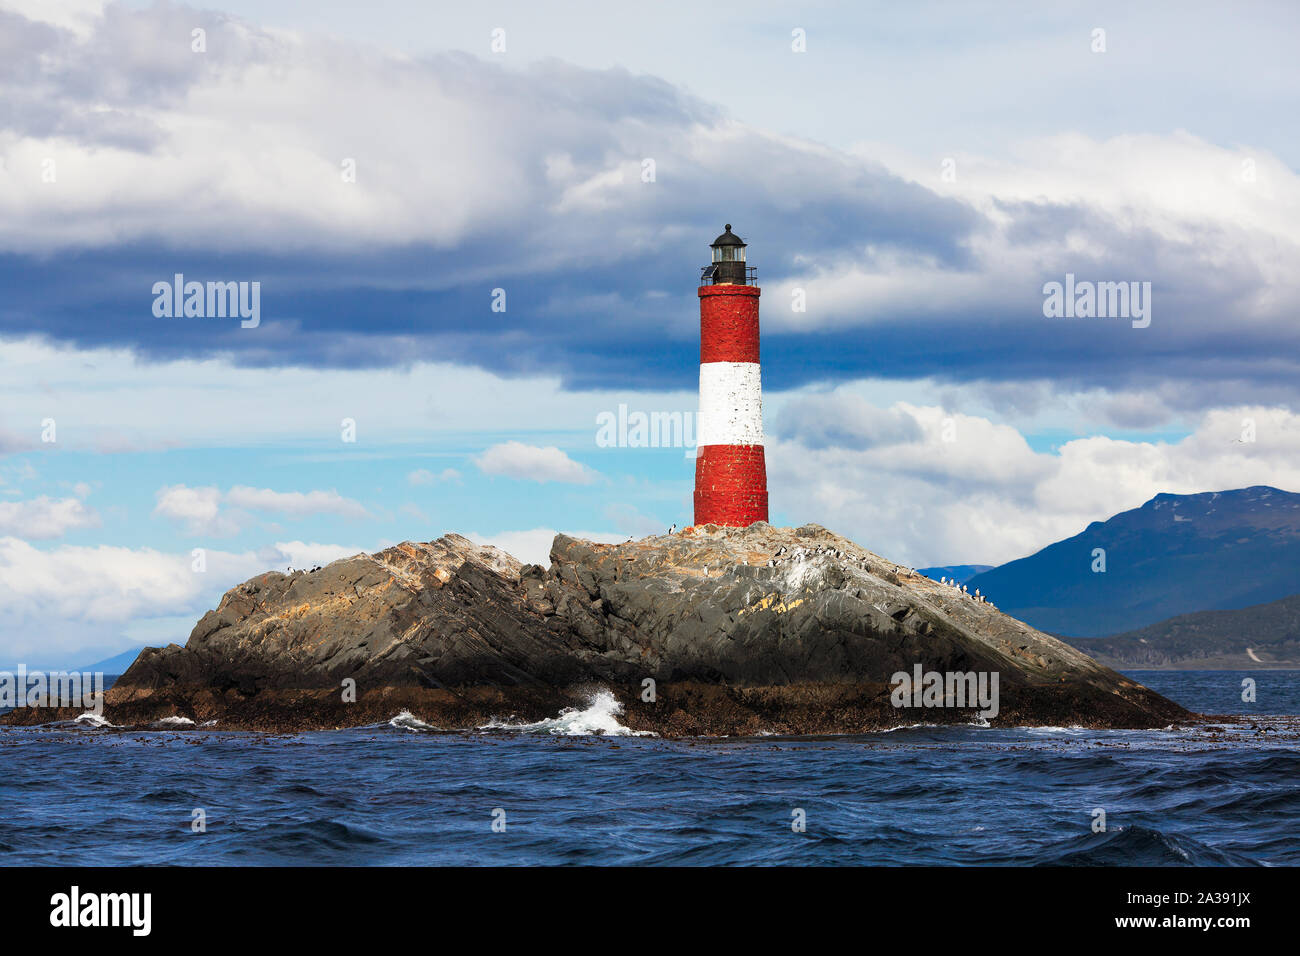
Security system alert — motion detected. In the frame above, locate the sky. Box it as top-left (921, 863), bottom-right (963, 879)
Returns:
top-left (1, 0), bottom-right (1299, 667)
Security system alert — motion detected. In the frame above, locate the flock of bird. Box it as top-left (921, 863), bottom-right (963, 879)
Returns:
top-left (654, 529), bottom-right (998, 609)
top-left (938, 575), bottom-right (993, 606)
top-left (763, 544), bottom-right (854, 568)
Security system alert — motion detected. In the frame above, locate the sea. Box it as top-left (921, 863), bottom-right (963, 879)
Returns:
top-left (1, 670), bottom-right (1297, 866)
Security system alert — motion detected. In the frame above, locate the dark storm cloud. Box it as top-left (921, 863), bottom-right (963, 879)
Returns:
top-left (0, 2), bottom-right (1296, 406)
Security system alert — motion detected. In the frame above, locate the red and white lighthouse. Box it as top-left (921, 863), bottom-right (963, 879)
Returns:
top-left (694, 224), bottom-right (769, 527)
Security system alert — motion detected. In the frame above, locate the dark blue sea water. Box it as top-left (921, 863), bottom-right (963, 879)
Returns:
top-left (1, 670), bottom-right (1298, 866)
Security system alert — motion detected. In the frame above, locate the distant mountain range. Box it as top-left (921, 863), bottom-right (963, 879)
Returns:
top-left (79, 648), bottom-right (142, 675)
top-left (916, 565), bottom-right (993, 585)
top-left (1071, 592), bottom-right (1300, 669)
top-left (966, 486), bottom-right (1300, 638)
top-left (1, 647), bottom-right (143, 675)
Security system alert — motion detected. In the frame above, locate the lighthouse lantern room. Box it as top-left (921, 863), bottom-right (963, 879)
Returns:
top-left (703, 223), bottom-right (753, 286)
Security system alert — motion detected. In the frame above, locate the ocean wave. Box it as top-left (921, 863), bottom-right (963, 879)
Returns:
top-left (389, 711), bottom-right (439, 732)
top-left (1037, 825), bottom-right (1261, 866)
top-left (879, 722), bottom-right (940, 733)
top-left (479, 689), bottom-right (655, 737)
top-left (150, 716), bottom-right (196, 729)
top-left (74, 713), bottom-right (116, 729)
top-left (1021, 725), bottom-right (1088, 734)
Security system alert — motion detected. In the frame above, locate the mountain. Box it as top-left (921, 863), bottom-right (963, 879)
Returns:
top-left (5, 526), bottom-right (1186, 734)
top-left (917, 565), bottom-right (993, 585)
top-left (967, 486), bottom-right (1300, 637)
top-left (0, 647), bottom-right (143, 675)
top-left (1074, 593), bottom-right (1300, 668)
top-left (80, 648), bottom-right (143, 675)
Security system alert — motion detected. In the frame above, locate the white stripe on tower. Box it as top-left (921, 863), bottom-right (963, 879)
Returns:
top-left (697, 362), bottom-right (764, 447)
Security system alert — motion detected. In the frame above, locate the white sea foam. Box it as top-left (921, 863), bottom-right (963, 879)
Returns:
top-left (75, 712), bottom-right (115, 728)
top-left (1023, 725), bottom-right (1087, 734)
top-left (389, 711), bottom-right (439, 732)
top-left (879, 722), bottom-right (939, 733)
top-left (151, 716), bottom-right (195, 728)
top-left (479, 689), bottom-right (655, 737)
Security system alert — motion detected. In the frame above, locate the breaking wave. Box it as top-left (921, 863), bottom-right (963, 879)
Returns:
top-left (480, 689), bottom-right (655, 737)
top-left (74, 713), bottom-right (116, 728)
top-left (150, 715), bottom-right (196, 728)
top-left (389, 711), bottom-right (439, 732)
top-left (1036, 825), bottom-right (1261, 866)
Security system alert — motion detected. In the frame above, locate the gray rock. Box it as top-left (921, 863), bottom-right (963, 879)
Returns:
top-left (86, 525), bottom-right (1188, 734)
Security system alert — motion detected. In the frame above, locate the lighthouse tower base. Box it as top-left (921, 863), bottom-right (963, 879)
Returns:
top-left (694, 445), bottom-right (768, 527)
top-left (693, 282), bottom-right (768, 528)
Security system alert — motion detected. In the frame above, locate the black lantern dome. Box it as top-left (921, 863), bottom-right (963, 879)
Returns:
top-left (703, 224), bottom-right (753, 285)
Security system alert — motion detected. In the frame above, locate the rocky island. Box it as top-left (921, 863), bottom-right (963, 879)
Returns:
top-left (7, 524), bottom-right (1189, 735)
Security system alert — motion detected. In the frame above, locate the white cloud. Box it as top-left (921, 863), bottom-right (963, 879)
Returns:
top-left (153, 483), bottom-right (368, 535)
top-left (0, 4), bottom-right (722, 258)
top-left (767, 130), bottom-right (1300, 342)
top-left (770, 395), bottom-right (1300, 567)
top-left (269, 540), bottom-right (365, 569)
top-left (474, 441), bottom-right (597, 485)
top-left (0, 495), bottom-right (99, 539)
top-left (0, 337), bottom-right (667, 448)
top-left (0, 536), bottom-right (368, 664)
top-left (0, 0), bottom-right (105, 39)
top-left (224, 486), bottom-right (368, 518)
top-left (466, 527), bottom-right (625, 566)
top-left (152, 484), bottom-right (228, 536)
top-left (408, 467), bottom-right (461, 486)
top-left (0, 426), bottom-right (36, 455)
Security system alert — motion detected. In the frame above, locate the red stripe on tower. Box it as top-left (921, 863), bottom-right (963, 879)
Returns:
top-left (694, 224), bottom-right (768, 528)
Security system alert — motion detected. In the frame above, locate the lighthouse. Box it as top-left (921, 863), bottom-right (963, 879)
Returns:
top-left (694, 224), bottom-right (768, 527)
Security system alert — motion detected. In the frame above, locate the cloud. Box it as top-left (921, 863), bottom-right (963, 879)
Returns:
top-left (0, 535), bottom-right (368, 664)
top-left (407, 467), bottom-right (461, 486)
top-left (152, 484), bottom-right (227, 536)
top-left (0, 1), bottom-right (973, 391)
top-left (467, 527), bottom-right (624, 566)
top-left (0, 426), bottom-right (36, 455)
top-left (0, 495), bottom-right (100, 539)
top-left (269, 540), bottom-right (365, 570)
top-left (0, 0), bottom-right (104, 40)
top-left (153, 483), bottom-right (368, 535)
top-left (474, 441), bottom-right (597, 484)
top-left (0, 4), bottom-right (1294, 404)
top-left (769, 393), bottom-right (1300, 567)
top-left (772, 394), bottom-right (922, 450)
top-left (223, 485), bottom-right (368, 518)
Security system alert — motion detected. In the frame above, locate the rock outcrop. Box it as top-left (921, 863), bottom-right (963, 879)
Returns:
top-left (10, 524), bottom-right (1190, 734)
